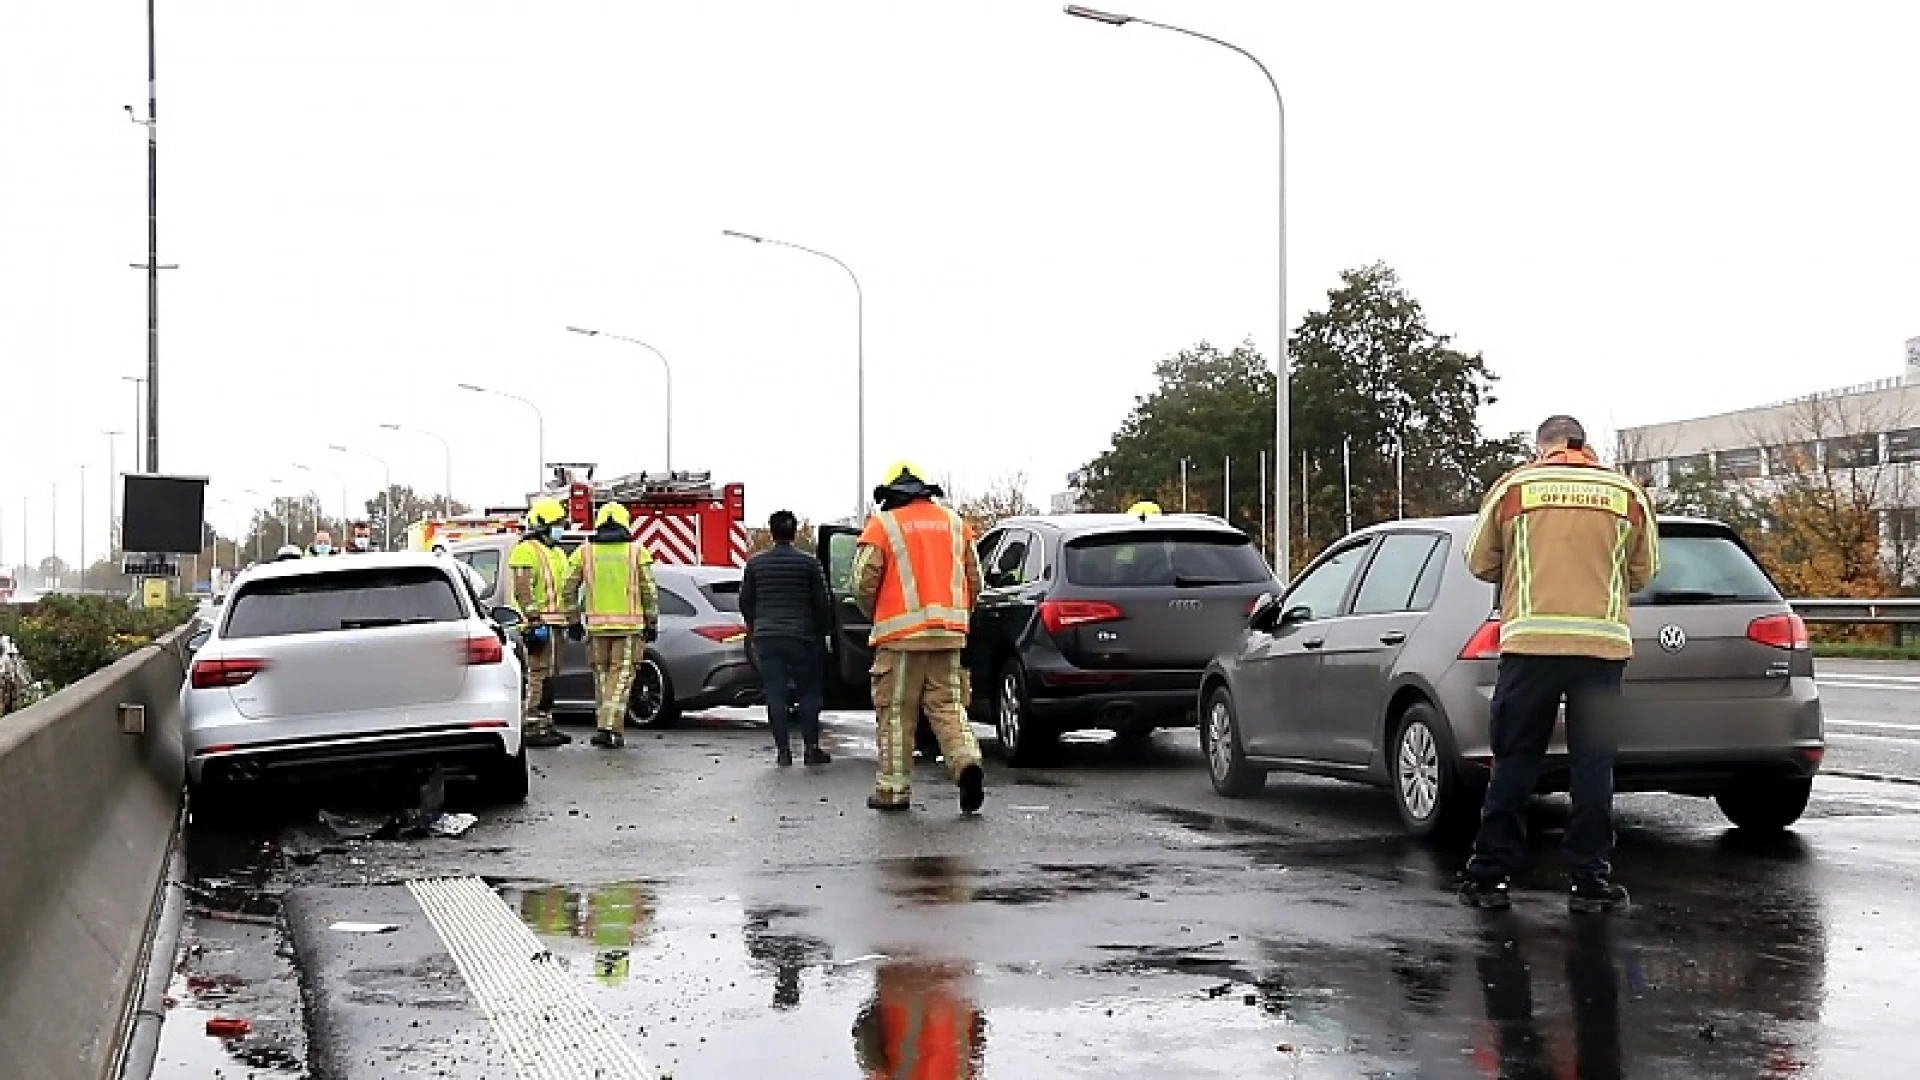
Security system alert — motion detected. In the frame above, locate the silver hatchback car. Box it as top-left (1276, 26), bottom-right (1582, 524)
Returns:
top-left (181, 552), bottom-right (527, 809)
top-left (1200, 516), bottom-right (1824, 836)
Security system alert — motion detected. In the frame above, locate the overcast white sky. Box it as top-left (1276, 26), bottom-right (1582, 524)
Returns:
top-left (3, 1), bottom-right (1916, 569)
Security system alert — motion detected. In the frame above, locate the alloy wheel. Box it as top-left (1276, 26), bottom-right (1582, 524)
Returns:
top-left (1398, 718), bottom-right (1442, 821)
top-left (1206, 699), bottom-right (1236, 784)
top-left (997, 673), bottom-right (1022, 753)
top-left (630, 658), bottom-right (665, 724)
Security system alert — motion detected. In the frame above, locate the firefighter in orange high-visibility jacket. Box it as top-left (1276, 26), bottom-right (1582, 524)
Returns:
top-left (563, 501), bottom-right (659, 750)
top-left (850, 462), bottom-right (986, 814)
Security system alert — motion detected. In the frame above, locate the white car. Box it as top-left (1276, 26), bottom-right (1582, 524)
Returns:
top-left (181, 552), bottom-right (527, 810)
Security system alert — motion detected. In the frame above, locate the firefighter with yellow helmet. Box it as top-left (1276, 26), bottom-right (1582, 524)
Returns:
top-left (852, 461), bottom-right (986, 813)
top-left (1126, 501), bottom-right (1162, 519)
top-left (563, 501), bottom-right (660, 749)
top-left (510, 497), bottom-right (572, 748)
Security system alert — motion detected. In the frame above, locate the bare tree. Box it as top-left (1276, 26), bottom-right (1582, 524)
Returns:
top-left (947, 472), bottom-right (1039, 536)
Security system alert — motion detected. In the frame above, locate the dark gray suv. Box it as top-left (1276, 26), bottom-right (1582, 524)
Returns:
top-left (819, 513), bottom-right (1278, 764)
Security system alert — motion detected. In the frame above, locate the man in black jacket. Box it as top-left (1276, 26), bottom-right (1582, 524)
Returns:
top-left (741, 510), bottom-right (834, 767)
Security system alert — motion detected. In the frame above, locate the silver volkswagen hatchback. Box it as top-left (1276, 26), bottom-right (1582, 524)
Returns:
top-left (1200, 516), bottom-right (1824, 837)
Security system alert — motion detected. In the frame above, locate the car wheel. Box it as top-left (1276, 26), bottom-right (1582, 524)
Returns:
top-left (1391, 701), bottom-right (1478, 840)
top-left (1201, 686), bottom-right (1266, 798)
top-left (627, 652), bottom-right (681, 728)
top-left (476, 746), bottom-right (529, 804)
top-left (1714, 777), bottom-right (1812, 831)
top-left (995, 659), bottom-right (1053, 767)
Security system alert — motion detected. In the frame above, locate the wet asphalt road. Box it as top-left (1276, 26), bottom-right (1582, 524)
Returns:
top-left (153, 667), bottom-right (1920, 1080)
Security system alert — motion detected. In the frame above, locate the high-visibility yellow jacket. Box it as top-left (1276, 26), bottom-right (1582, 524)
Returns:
top-left (508, 537), bottom-right (571, 625)
top-left (1466, 446), bottom-right (1661, 660)
top-left (563, 526), bottom-right (659, 636)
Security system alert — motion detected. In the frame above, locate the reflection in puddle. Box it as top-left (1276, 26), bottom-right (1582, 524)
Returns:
top-left (514, 882), bottom-right (655, 987)
top-left (852, 957), bottom-right (986, 1079)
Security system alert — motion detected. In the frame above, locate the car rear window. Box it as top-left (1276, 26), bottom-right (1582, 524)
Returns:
top-left (701, 579), bottom-right (742, 613)
top-left (223, 567), bottom-right (467, 638)
top-left (1065, 531), bottom-right (1273, 588)
top-left (1632, 529), bottom-right (1780, 605)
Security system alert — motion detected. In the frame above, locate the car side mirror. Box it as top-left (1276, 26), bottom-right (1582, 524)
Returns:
top-left (490, 606), bottom-right (523, 627)
top-left (186, 628), bottom-right (211, 654)
top-left (1279, 605), bottom-right (1314, 627)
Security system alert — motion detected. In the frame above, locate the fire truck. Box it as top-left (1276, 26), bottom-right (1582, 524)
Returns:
top-left (481, 464), bottom-right (750, 568)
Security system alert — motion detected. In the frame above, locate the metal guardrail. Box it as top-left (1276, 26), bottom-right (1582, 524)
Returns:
top-left (1790, 598), bottom-right (1920, 625)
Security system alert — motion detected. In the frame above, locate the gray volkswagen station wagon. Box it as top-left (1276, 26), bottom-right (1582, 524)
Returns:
top-left (1199, 515), bottom-right (1824, 837)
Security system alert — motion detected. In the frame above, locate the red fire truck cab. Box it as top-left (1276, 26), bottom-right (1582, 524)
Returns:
top-left (488, 465), bottom-right (749, 568)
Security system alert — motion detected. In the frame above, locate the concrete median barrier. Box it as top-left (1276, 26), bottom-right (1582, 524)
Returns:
top-left (0, 628), bottom-right (190, 1080)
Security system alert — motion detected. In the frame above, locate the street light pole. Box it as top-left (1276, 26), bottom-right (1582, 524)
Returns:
top-left (458, 383), bottom-right (545, 493)
top-left (1065, 4), bottom-right (1289, 578)
top-left (565, 327), bottom-right (675, 475)
top-left (329, 445), bottom-right (394, 549)
top-left (77, 464), bottom-right (87, 592)
top-left (103, 430), bottom-right (122, 559)
top-left (243, 488), bottom-right (267, 562)
top-left (722, 229), bottom-right (865, 521)
top-left (380, 423), bottom-right (454, 516)
top-left (122, 377), bottom-right (145, 471)
top-left (267, 477), bottom-right (292, 548)
top-left (294, 464), bottom-right (348, 534)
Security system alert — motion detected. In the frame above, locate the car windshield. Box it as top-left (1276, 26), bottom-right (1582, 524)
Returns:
top-left (223, 567), bottom-right (467, 638)
top-left (701, 578), bottom-right (742, 613)
top-left (1632, 529), bottom-right (1780, 605)
top-left (1065, 531), bottom-right (1273, 588)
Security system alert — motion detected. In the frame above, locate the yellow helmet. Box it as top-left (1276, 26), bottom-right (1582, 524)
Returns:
top-left (1126, 501), bottom-right (1163, 519)
top-left (877, 460), bottom-right (927, 489)
top-left (525, 496), bottom-right (567, 529)
top-left (595, 501), bottom-right (632, 529)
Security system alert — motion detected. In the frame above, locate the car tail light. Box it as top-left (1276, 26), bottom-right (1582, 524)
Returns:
top-left (1459, 619), bottom-right (1501, 661)
top-left (190, 657), bottom-right (270, 689)
top-left (463, 634), bottom-right (505, 665)
top-left (692, 624), bottom-right (748, 644)
top-left (1039, 599), bottom-right (1125, 634)
top-left (1748, 613), bottom-right (1810, 651)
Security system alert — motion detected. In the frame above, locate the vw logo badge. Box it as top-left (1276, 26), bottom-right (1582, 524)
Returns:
top-left (1657, 625), bottom-right (1687, 653)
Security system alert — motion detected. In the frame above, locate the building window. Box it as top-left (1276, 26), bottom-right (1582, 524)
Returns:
top-left (1625, 461), bottom-right (1656, 486)
top-left (1766, 443), bottom-right (1819, 475)
top-left (1667, 454), bottom-right (1710, 480)
top-left (1716, 448), bottom-right (1763, 480)
top-left (1824, 435), bottom-right (1880, 469)
top-left (1888, 429), bottom-right (1920, 464)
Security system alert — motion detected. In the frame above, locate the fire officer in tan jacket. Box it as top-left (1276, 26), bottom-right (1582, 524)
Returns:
top-left (1459, 415), bottom-right (1660, 915)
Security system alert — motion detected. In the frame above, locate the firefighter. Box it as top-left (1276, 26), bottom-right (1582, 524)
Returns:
top-left (563, 501), bottom-right (660, 749)
top-left (852, 462), bottom-right (986, 813)
top-left (851, 957), bottom-right (985, 1079)
top-left (510, 497), bottom-right (573, 749)
top-left (1125, 500), bottom-right (1162, 519)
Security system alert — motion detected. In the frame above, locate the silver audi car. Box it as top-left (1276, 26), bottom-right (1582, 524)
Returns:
top-left (181, 552), bottom-right (527, 812)
top-left (1200, 516), bottom-right (1824, 837)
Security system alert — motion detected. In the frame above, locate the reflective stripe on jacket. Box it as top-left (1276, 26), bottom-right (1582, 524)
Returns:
top-left (854, 501), bottom-right (977, 647)
top-left (566, 534), bottom-right (659, 635)
top-left (1465, 448), bottom-right (1661, 660)
top-left (508, 538), bottom-right (570, 624)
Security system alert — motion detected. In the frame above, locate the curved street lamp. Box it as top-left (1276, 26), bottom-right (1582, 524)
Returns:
top-left (723, 229), bottom-right (865, 521)
top-left (458, 383), bottom-right (546, 492)
top-left (1065, 4), bottom-right (1290, 577)
top-left (565, 326), bottom-right (675, 475)
top-left (380, 423), bottom-right (454, 516)
top-left (330, 445), bottom-right (394, 549)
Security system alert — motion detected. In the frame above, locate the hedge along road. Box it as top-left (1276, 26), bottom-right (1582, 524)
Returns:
top-left (153, 698), bottom-right (1920, 1080)
top-left (0, 593), bottom-right (198, 710)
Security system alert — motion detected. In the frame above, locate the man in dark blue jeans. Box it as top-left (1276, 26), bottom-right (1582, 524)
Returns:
top-left (740, 510), bottom-right (835, 767)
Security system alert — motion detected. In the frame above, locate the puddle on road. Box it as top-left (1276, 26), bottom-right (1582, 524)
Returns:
top-left (492, 858), bottom-right (1865, 1080)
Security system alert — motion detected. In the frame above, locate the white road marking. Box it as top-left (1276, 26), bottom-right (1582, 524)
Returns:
top-left (1825, 720), bottom-right (1920, 734)
top-left (408, 876), bottom-right (659, 1080)
top-left (1827, 731), bottom-right (1920, 746)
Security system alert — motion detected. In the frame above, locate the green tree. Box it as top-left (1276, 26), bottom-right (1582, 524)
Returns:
top-left (1080, 264), bottom-right (1526, 564)
top-left (357, 485), bottom-right (473, 550)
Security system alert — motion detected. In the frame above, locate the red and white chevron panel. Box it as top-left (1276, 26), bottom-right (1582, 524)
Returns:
top-left (634, 514), bottom-right (700, 566)
top-left (728, 523), bottom-right (749, 568)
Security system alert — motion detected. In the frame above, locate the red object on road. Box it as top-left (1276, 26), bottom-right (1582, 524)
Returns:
top-left (205, 1017), bottom-right (250, 1038)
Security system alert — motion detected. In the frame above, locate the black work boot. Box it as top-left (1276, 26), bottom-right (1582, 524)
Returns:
top-left (1458, 876), bottom-right (1513, 910)
top-left (804, 746), bottom-right (831, 766)
top-left (590, 729), bottom-right (615, 749)
top-left (958, 764), bottom-right (985, 814)
top-left (525, 720), bottom-right (570, 749)
top-left (1569, 878), bottom-right (1630, 914)
top-left (776, 747), bottom-right (794, 768)
top-left (867, 794), bottom-right (911, 812)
